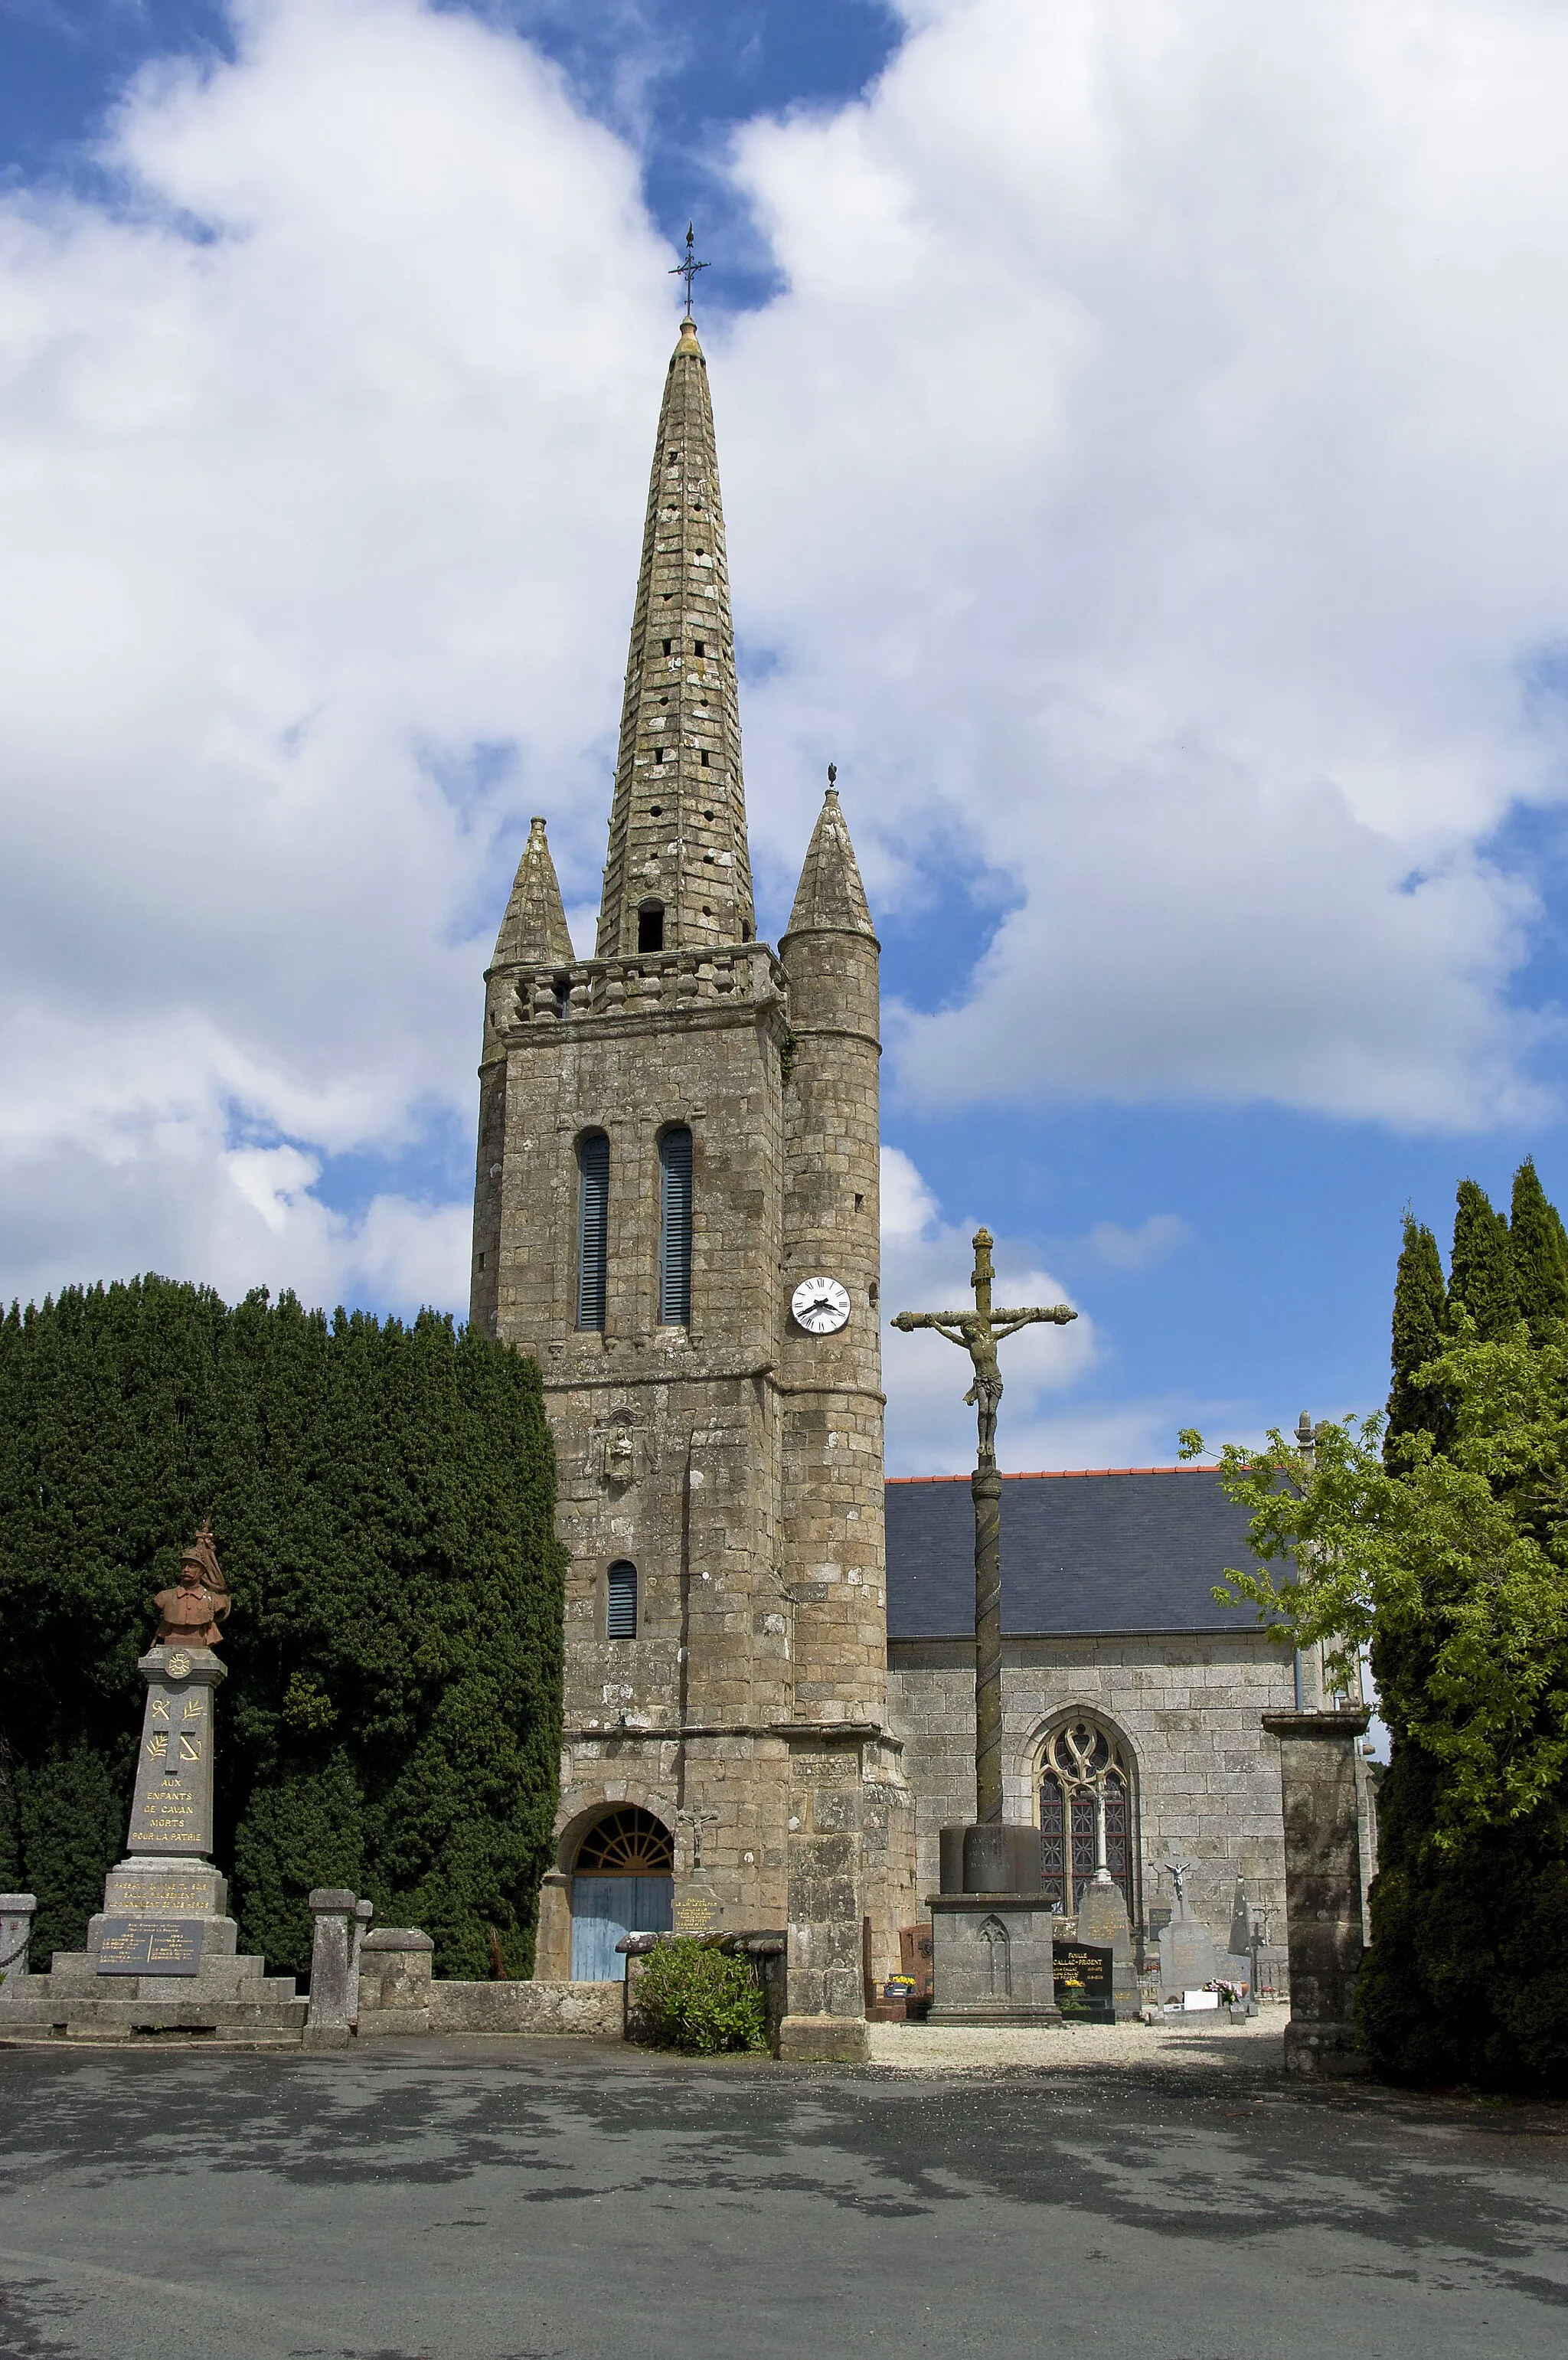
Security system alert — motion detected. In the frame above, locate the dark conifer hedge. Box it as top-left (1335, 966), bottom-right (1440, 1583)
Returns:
top-left (0, 1276), bottom-right (565, 1980)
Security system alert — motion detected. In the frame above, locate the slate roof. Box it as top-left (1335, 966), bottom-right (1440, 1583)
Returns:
top-left (884, 1468), bottom-right (1262, 1639)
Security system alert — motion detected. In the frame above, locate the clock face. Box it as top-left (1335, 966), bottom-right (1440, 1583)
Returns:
top-left (792, 1276), bottom-right (851, 1335)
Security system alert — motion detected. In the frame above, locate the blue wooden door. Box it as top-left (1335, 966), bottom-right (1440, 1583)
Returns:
top-left (570, 1875), bottom-right (673, 1981)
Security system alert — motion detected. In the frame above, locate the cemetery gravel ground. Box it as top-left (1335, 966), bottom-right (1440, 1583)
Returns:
top-left (0, 2031), bottom-right (1563, 2360)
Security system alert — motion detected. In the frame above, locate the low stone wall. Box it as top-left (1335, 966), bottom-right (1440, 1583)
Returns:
top-left (352, 1929), bottom-right (622, 2040)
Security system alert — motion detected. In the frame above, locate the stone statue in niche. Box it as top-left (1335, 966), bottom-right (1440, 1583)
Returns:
top-left (152, 1521), bottom-right (232, 1649)
top-left (602, 1421), bottom-right (638, 1486)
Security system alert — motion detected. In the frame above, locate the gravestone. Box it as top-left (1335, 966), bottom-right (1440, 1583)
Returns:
top-left (1156, 1849), bottom-right (1218, 1996)
top-left (1053, 1940), bottom-right (1113, 2023)
top-left (1073, 1875), bottom-right (1142, 2019)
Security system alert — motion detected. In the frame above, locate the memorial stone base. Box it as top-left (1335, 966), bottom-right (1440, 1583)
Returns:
top-left (926, 1894), bottom-right (1062, 2025)
top-left (0, 1855), bottom-right (307, 2047)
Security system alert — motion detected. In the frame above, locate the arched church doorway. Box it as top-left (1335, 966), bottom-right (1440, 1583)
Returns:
top-left (1036, 1717), bottom-right (1138, 1921)
top-left (569, 1806), bottom-right (675, 1981)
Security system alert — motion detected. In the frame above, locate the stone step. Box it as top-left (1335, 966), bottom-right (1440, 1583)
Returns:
top-left (0, 1992), bottom-right (308, 2042)
top-left (41, 1954), bottom-right (292, 2000)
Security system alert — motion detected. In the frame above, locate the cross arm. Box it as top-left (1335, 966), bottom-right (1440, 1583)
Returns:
top-left (990, 1306), bottom-right (1078, 1340)
top-left (890, 1311), bottom-right (972, 1345)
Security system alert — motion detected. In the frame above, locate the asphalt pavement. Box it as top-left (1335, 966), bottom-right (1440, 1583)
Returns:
top-left (0, 2034), bottom-right (1563, 2360)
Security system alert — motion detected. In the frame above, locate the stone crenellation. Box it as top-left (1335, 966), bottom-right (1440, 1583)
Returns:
top-left (485, 943), bottom-right (785, 1038)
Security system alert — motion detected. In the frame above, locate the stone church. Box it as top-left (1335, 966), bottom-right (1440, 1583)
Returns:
top-left (470, 306), bottom-right (1346, 2046)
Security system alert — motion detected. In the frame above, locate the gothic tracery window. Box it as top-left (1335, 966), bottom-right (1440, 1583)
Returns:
top-left (1037, 1718), bottom-right (1134, 1918)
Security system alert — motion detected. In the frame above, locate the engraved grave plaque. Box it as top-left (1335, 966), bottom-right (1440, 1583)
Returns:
top-left (1053, 1940), bottom-right (1114, 2023)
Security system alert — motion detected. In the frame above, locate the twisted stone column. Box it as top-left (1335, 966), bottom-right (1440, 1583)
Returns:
top-left (972, 1466), bottom-right (1004, 1824)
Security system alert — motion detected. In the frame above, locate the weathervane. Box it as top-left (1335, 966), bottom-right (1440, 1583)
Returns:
top-left (670, 222), bottom-right (709, 319)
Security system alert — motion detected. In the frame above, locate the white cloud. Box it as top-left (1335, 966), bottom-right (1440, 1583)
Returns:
top-left (721, 0), bottom-right (1568, 1126)
top-left (8, 0), bottom-right (1568, 1326)
top-left (0, 0), bottom-right (673, 1312)
top-left (1078, 1213), bottom-right (1191, 1273)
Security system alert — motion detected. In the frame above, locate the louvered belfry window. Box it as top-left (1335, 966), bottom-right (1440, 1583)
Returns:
top-left (606, 1561), bottom-right (638, 1639)
top-left (658, 1126), bottom-right (693, 1325)
top-left (577, 1131), bottom-right (609, 1330)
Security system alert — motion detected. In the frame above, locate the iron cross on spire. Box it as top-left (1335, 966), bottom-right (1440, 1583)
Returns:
top-left (893, 1228), bottom-right (1076, 1470)
top-left (893, 1231), bottom-right (1078, 1823)
top-left (670, 221), bottom-right (709, 319)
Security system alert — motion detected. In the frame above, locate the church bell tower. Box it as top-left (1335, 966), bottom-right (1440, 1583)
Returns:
top-left (471, 294), bottom-right (909, 2054)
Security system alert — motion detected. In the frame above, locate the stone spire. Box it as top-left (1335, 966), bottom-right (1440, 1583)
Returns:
top-left (785, 781), bottom-right (874, 939)
top-left (494, 816), bottom-right (574, 966)
top-left (595, 315), bottom-right (754, 958)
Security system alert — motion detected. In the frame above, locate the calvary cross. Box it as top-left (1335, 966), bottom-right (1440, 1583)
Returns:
top-left (893, 1229), bottom-right (1077, 1822)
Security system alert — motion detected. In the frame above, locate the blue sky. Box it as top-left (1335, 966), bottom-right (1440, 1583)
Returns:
top-left (3, 0), bottom-right (1567, 1474)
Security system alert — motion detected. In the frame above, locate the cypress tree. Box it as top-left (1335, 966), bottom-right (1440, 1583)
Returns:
top-left (1508, 1157), bottom-right (1568, 1341)
top-left (1448, 1179), bottom-right (1518, 1340)
top-left (1386, 1212), bottom-right (1449, 1457)
top-left (0, 1276), bottom-right (566, 1977)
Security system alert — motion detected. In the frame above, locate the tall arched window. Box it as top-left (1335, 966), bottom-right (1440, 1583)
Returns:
top-left (576, 1131), bottom-right (609, 1330)
top-left (658, 1126), bottom-right (693, 1325)
top-left (1037, 1718), bottom-right (1135, 1917)
top-left (606, 1560), bottom-right (638, 1639)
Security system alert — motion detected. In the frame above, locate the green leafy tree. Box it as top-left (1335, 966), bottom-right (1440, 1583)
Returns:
top-left (1449, 1178), bottom-right (1517, 1340)
top-left (0, 1276), bottom-right (567, 1978)
top-left (1509, 1157), bottom-right (1568, 1341)
top-left (1386, 1213), bottom-right (1449, 1458)
top-left (1183, 1313), bottom-right (1568, 2090)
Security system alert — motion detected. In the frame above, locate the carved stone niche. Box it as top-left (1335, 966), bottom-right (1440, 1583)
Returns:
top-left (600, 1415), bottom-right (639, 1488)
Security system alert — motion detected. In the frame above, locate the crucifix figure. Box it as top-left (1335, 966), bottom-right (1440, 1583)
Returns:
top-left (893, 1228), bottom-right (1077, 1822)
top-left (1164, 1842), bottom-right (1190, 1920)
top-left (669, 221), bottom-right (709, 319)
top-left (892, 1228), bottom-right (1075, 1468)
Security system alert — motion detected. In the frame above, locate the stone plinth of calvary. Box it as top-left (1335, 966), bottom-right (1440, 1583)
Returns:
top-left (0, 1525), bottom-right (309, 2045)
top-left (894, 1233), bottom-right (1122, 2023)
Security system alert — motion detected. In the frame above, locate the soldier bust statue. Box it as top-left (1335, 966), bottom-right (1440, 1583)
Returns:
top-left (153, 1521), bottom-right (232, 1649)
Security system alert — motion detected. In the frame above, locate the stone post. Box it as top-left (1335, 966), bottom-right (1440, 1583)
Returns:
top-left (532, 1871), bottom-right (572, 1982)
top-left (1262, 1709), bottom-right (1372, 2076)
top-left (355, 1929), bottom-right (436, 2035)
top-left (304, 1889), bottom-right (361, 2049)
top-left (0, 1894), bottom-right (37, 1990)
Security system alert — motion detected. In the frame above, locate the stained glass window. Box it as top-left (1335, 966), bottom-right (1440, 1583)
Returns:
top-left (1037, 1718), bottom-right (1135, 1917)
